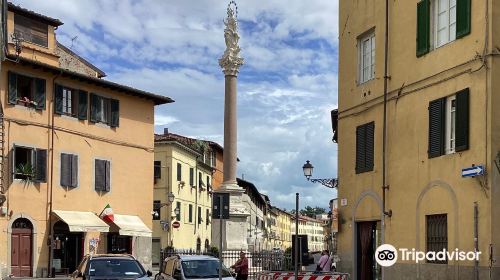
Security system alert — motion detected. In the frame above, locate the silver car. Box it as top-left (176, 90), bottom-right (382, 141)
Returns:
top-left (71, 254), bottom-right (153, 280)
top-left (155, 255), bottom-right (235, 280)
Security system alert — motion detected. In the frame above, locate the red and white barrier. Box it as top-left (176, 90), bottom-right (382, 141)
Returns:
top-left (256, 271), bottom-right (349, 280)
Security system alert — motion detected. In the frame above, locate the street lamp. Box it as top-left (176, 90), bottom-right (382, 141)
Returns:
top-left (153, 192), bottom-right (176, 218)
top-left (302, 160), bottom-right (337, 188)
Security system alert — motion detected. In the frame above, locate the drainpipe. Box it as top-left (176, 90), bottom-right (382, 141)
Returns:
top-left (382, 0), bottom-right (392, 218)
top-left (474, 202), bottom-right (478, 280)
top-left (47, 70), bottom-right (61, 277)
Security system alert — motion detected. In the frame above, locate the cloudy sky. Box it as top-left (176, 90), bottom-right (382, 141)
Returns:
top-left (14, 0), bottom-right (339, 211)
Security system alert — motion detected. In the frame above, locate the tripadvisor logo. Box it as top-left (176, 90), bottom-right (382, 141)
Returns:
top-left (374, 244), bottom-right (481, 267)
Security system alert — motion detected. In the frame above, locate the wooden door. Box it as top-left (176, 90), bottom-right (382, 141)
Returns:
top-left (11, 228), bottom-right (32, 277)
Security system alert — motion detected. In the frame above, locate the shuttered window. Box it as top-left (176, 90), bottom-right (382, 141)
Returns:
top-left (416, 0), bottom-right (470, 57)
top-left (153, 200), bottom-right (161, 220)
top-left (189, 168), bottom-right (194, 187)
top-left (13, 146), bottom-right (46, 182)
top-left (177, 163), bottom-right (182, 181)
top-left (428, 88), bottom-right (469, 158)
top-left (206, 209), bottom-right (210, 225)
top-left (176, 202), bottom-right (181, 221)
top-left (198, 206), bottom-right (202, 225)
top-left (189, 204), bottom-right (193, 223)
top-left (355, 122), bottom-right (375, 174)
top-left (14, 14), bottom-right (48, 47)
top-left (61, 153), bottom-right (78, 187)
top-left (95, 159), bottom-right (111, 192)
top-left (154, 161), bottom-right (161, 179)
top-left (90, 94), bottom-right (119, 127)
top-left (8, 71), bottom-right (46, 110)
top-left (54, 84), bottom-right (88, 119)
top-left (426, 214), bottom-right (448, 264)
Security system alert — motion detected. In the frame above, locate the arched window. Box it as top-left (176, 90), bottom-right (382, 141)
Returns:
top-left (204, 239), bottom-right (210, 252)
top-left (196, 238), bottom-right (201, 254)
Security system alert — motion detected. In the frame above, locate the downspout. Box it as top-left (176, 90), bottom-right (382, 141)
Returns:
top-left (382, 0), bottom-right (392, 218)
top-left (47, 70), bottom-right (61, 277)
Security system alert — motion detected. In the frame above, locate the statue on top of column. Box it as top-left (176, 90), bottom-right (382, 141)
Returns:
top-left (219, 1), bottom-right (244, 76)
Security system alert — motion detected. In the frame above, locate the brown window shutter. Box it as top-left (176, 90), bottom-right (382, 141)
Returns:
top-left (455, 88), bottom-right (469, 152)
top-left (71, 155), bottom-right (79, 187)
top-left (105, 160), bottom-right (111, 192)
top-left (60, 153), bottom-right (71, 187)
top-left (34, 149), bottom-right (47, 182)
top-left (95, 159), bottom-right (106, 191)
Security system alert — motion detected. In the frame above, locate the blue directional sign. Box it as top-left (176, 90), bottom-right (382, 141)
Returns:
top-left (462, 165), bottom-right (484, 177)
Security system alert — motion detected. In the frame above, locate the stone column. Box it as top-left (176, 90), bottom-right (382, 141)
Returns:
top-left (216, 1), bottom-right (250, 251)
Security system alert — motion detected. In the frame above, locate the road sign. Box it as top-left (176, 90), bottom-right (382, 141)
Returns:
top-left (172, 221), bottom-right (180, 228)
top-left (212, 192), bottom-right (230, 219)
top-left (462, 165), bottom-right (484, 177)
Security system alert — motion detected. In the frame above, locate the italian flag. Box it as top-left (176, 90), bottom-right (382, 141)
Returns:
top-left (99, 204), bottom-right (114, 223)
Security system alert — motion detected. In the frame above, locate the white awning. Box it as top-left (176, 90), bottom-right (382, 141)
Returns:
top-left (53, 210), bottom-right (109, 232)
top-left (112, 214), bottom-right (152, 237)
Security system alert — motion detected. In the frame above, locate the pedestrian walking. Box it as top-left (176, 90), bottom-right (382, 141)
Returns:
top-left (231, 251), bottom-right (249, 280)
top-left (315, 250), bottom-right (332, 273)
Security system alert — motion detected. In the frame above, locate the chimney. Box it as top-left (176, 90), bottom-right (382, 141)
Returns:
top-left (164, 128), bottom-right (169, 135)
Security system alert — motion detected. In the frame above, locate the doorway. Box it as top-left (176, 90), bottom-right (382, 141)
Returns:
top-left (53, 221), bottom-right (83, 274)
top-left (356, 221), bottom-right (381, 280)
top-left (11, 218), bottom-right (33, 277)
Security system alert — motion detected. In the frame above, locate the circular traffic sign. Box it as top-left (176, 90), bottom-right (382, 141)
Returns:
top-left (172, 221), bottom-right (180, 228)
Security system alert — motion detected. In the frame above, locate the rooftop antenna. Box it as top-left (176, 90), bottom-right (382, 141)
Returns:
top-left (70, 36), bottom-right (78, 49)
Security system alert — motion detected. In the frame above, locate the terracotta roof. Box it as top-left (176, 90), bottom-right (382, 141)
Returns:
top-left (237, 178), bottom-right (267, 206)
top-left (155, 132), bottom-right (224, 154)
top-left (8, 2), bottom-right (63, 27)
top-left (8, 55), bottom-right (173, 105)
top-left (57, 42), bottom-right (106, 78)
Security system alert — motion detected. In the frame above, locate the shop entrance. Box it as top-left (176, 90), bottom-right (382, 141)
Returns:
top-left (53, 220), bottom-right (83, 274)
top-left (356, 221), bottom-right (381, 280)
top-left (107, 233), bottom-right (132, 254)
top-left (11, 218), bottom-right (33, 277)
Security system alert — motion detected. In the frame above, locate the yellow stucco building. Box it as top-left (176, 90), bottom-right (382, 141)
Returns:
top-left (337, 0), bottom-right (500, 279)
top-left (153, 131), bottom-right (214, 262)
top-left (0, 2), bottom-right (173, 277)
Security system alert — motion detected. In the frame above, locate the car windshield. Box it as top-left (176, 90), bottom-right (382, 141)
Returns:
top-left (88, 259), bottom-right (145, 278)
top-left (181, 260), bottom-right (232, 278)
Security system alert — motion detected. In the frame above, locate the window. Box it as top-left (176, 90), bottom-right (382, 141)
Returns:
top-left (358, 31), bottom-right (375, 84)
top-left (90, 94), bottom-right (119, 127)
top-left (428, 88), bottom-right (469, 158)
top-left (416, 0), bottom-right (471, 56)
top-left (153, 200), bottom-right (161, 220)
top-left (154, 161), bottom-right (161, 179)
top-left (198, 206), bottom-right (202, 225)
top-left (54, 85), bottom-right (88, 119)
top-left (206, 175), bottom-right (211, 191)
top-left (189, 168), bottom-right (194, 187)
top-left (60, 153), bottom-right (78, 187)
top-left (14, 14), bottom-right (48, 47)
top-left (177, 163), bottom-right (182, 181)
top-left (8, 72), bottom-right (46, 109)
top-left (176, 202), bottom-right (181, 221)
top-left (355, 122), bottom-right (375, 173)
top-left (210, 151), bottom-right (216, 167)
top-left (426, 214), bottom-right (448, 264)
top-left (206, 209), bottom-right (210, 226)
top-left (189, 204), bottom-right (193, 223)
top-left (95, 159), bottom-right (111, 192)
top-left (13, 146), bottom-right (47, 182)
top-left (198, 171), bottom-right (203, 191)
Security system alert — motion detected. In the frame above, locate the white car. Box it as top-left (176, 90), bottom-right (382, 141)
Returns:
top-left (155, 255), bottom-right (235, 280)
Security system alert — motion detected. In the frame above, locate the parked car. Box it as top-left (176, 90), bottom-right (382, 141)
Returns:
top-left (155, 255), bottom-right (235, 280)
top-left (71, 254), bottom-right (153, 280)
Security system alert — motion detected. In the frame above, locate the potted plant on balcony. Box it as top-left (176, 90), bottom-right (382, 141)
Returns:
top-left (15, 163), bottom-right (35, 182)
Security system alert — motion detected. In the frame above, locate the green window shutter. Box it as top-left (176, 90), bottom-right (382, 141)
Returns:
top-left (34, 149), bottom-right (47, 182)
top-left (189, 168), bottom-right (194, 186)
top-left (54, 84), bottom-right (63, 114)
top-left (34, 78), bottom-right (46, 110)
top-left (455, 88), bottom-right (469, 152)
top-left (105, 160), bottom-right (111, 192)
top-left (60, 153), bottom-right (71, 187)
top-left (95, 159), bottom-right (106, 191)
top-left (416, 0), bottom-right (430, 57)
top-left (90, 94), bottom-right (98, 122)
top-left (355, 125), bottom-right (366, 173)
top-left (110, 99), bottom-right (119, 127)
top-left (177, 163), bottom-right (182, 181)
top-left (176, 201), bottom-right (181, 221)
top-left (8, 71), bottom-right (17, 104)
top-left (365, 122), bottom-right (375, 171)
top-left (78, 90), bottom-right (88, 120)
top-left (71, 155), bottom-right (78, 187)
top-left (428, 98), bottom-right (446, 158)
top-left (456, 0), bottom-right (471, 39)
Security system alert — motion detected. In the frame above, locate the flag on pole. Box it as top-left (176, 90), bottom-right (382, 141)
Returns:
top-left (99, 204), bottom-right (114, 223)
